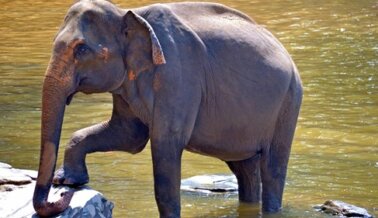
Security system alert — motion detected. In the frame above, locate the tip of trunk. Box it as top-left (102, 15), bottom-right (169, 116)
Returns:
top-left (34, 190), bottom-right (74, 217)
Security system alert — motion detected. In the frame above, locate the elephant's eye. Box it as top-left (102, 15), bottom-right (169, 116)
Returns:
top-left (74, 44), bottom-right (91, 59)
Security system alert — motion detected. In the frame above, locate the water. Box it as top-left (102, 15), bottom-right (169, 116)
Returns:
top-left (0, 0), bottom-right (377, 217)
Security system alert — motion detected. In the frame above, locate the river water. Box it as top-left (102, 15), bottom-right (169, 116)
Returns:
top-left (0, 0), bottom-right (377, 217)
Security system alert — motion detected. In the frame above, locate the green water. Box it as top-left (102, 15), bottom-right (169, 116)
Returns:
top-left (0, 0), bottom-right (377, 217)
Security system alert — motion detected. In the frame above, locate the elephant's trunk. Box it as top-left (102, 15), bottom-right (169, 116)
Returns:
top-left (33, 57), bottom-right (75, 217)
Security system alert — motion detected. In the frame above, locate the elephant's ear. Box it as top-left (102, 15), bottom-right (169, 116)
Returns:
top-left (123, 11), bottom-right (166, 65)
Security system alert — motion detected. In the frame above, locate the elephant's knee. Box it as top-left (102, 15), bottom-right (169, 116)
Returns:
top-left (127, 140), bottom-right (148, 154)
top-left (67, 130), bottom-right (87, 149)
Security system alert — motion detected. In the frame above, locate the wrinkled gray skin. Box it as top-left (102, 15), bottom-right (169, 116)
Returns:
top-left (33, 0), bottom-right (303, 217)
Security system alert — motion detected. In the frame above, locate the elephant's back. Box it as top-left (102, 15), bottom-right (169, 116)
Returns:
top-left (166, 2), bottom-right (258, 42)
top-left (167, 2), bottom-right (256, 25)
top-left (166, 2), bottom-right (295, 83)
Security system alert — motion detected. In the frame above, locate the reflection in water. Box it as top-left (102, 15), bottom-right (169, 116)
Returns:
top-left (0, 0), bottom-right (377, 217)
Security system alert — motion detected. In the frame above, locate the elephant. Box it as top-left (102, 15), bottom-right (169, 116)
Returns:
top-left (32, 0), bottom-right (303, 217)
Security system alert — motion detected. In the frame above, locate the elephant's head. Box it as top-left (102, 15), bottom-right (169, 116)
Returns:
top-left (33, 0), bottom-right (165, 216)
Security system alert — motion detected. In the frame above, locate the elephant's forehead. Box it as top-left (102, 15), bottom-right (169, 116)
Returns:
top-left (55, 0), bottom-right (121, 45)
top-left (64, 0), bottom-right (121, 27)
top-left (54, 24), bottom-right (81, 46)
top-left (68, 0), bottom-right (119, 17)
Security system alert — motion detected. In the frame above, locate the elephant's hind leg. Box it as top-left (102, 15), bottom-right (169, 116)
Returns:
top-left (226, 153), bottom-right (262, 203)
top-left (260, 86), bottom-right (302, 212)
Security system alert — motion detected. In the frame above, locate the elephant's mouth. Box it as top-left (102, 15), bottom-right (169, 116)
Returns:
top-left (66, 92), bottom-right (77, 105)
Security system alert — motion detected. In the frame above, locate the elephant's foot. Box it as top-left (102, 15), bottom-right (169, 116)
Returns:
top-left (53, 166), bottom-right (89, 186)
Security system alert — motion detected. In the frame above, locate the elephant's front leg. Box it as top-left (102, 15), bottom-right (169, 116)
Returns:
top-left (151, 137), bottom-right (184, 218)
top-left (53, 117), bottom-right (149, 186)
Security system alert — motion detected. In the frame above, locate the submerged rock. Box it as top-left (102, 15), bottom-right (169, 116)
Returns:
top-left (0, 162), bottom-right (114, 218)
top-left (181, 174), bottom-right (238, 195)
top-left (314, 200), bottom-right (373, 218)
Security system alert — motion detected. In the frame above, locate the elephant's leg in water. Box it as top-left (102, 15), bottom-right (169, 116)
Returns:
top-left (151, 136), bottom-right (184, 218)
top-left (260, 93), bottom-right (301, 212)
top-left (226, 153), bottom-right (262, 203)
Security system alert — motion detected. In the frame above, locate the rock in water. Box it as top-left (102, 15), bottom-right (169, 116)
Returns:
top-left (0, 166), bottom-right (32, 185)
top-left (49, 186), bottom-right (114, 218)
top-left (181, 174), bottom-right (238, 195)
top-left (0, 162), bottom-right (114, 218)
top-left (314, 200), bottom-right (373, 218)
top-left (0, 162), bottom-right (12, 169)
